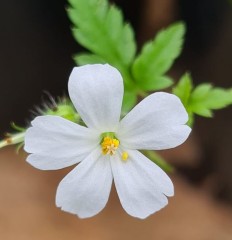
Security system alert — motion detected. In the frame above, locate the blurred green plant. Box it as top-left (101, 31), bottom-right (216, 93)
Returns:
top-left (1, 0), bottom-right (232, 172)
top-left (173, 73), bottom-right (232, 126)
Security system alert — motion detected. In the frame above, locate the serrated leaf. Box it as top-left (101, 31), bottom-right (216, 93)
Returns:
top-left (191, 106), bottom-right (213, 118)
top-left (202, 88), bottom-right (232, 109)
top-left (189, 84), bottom-right (232, 118)
top-left (140, 76), bottom-right (173, 92)
top-left (190, 84), bottom-right (212, 100)
top-left (74, 53), bottom-right (106, 65)
top-left (173, 72), bottom-right (193, 107)
top-left (67, 0), bottom-right (136, 84)
top-left (132, 22), bottom-right (186, 91)
top-left (173, 74), bottom-right (232, 125)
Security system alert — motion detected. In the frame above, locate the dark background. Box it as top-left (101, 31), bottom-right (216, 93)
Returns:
top-left (1, 0), bottom-right (232, 202)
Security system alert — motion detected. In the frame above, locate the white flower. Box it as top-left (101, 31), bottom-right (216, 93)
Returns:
top-left (24, 64), bottom-right (191, 219)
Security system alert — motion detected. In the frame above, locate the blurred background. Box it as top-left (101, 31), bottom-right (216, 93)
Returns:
top-left (0, 0), bottom-right (232, 239)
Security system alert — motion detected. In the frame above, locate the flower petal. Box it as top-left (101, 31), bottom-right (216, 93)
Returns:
top-left (56, 148), bottom-right (112, 218)
top-left (24, 116), bottom-right (99, 170)
top-left (68, 64), bottom-right (123, 132)
top-left (117, 92), bottom-right (191, 150)
top-left (111, 150), bottom-right (174, 219)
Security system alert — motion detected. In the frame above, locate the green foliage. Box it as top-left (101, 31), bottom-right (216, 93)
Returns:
top-left (67, 0), bottom-right (188, 112)
top-left (67, 0), bottom-right (232, 122)
top-left (67, 0), bottom-right (136, 85)
top-left (74, 53), bottom-right (106, 65)
top-left (122, 91), bottom-right (137, 114)
top-left (173, 73), bottom-right (232, 125)
top-left (189, 84), bottom-right (232, 117)
top-left (132, 22), bottom-right (186, 91)
top-left (173, 72), bottom-right (192, 108)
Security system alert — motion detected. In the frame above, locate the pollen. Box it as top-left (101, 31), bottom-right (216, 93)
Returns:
top-left (121, 152), bottom-right (128, 161)
top-left (101, 137), bottom-right (119, 155)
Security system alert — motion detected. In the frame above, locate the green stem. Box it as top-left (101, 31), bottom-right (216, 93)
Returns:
top-left (143, 150), bottom-right (175, 173)
top-left (137, 90), bottom-right (149, 98)
top-left (0, 132), bottom-right (25, 149)
top-left (121, 66), bottom-right (149, 100)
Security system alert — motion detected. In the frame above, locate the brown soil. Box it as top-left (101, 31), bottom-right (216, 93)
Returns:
top-left (0, 147), bottom-right (232, 240)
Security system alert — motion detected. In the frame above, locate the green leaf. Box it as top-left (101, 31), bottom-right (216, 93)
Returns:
top-left (67, 0), bottom-right (136, 84)
top-left (173, 72), bottom-right (193, 107)
top-left (74, 53), bottom-right (106, 65)
top-left (199, 88), bottom-right (232, 109)
top-left (191, 106), bottom-right (213, 118)
top-left (122, 91), bottom-right (137, 113)
top-left (139, 76), bottom-right (173, 92)
top-left (190, 84), bottom-right (212, 100)
top-left (173, 74), bottom-right (232, 126)
top-left (189, 85), bottom-right (232, 117)
top-left (132, 22), bottom-right (186, 91)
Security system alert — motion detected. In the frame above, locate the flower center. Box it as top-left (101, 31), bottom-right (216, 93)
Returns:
top-left (101, 136), bottom-right (119, 155)
top-left (100, 132), bottom-right (128, 161)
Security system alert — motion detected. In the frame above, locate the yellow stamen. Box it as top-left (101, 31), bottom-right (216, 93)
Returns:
top-left (121, 152), bottom-right (129, 161)
top-left (101, 137), bottom-right (119, 155)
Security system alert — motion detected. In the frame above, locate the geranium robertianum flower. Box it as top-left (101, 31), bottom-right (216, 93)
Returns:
top-left (24, 64), bottom-right (191, 219)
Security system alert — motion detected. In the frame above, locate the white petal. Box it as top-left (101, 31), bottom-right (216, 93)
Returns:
top-left (68, 64), bottom-right (123, 132)
top-left (117, 92), bottom-right (191, 150)
top-left (24, 116), bottom-right (99, 170)
top-left (56, 148), bottom-right (113, 218)
top-left (111, 150), bottom-right (174, 219)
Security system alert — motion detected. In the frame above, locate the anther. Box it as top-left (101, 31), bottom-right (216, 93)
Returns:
top-left (121, 152), bottom-right (128, 161)
top-left (101, 137), bottom-right (119, 156)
